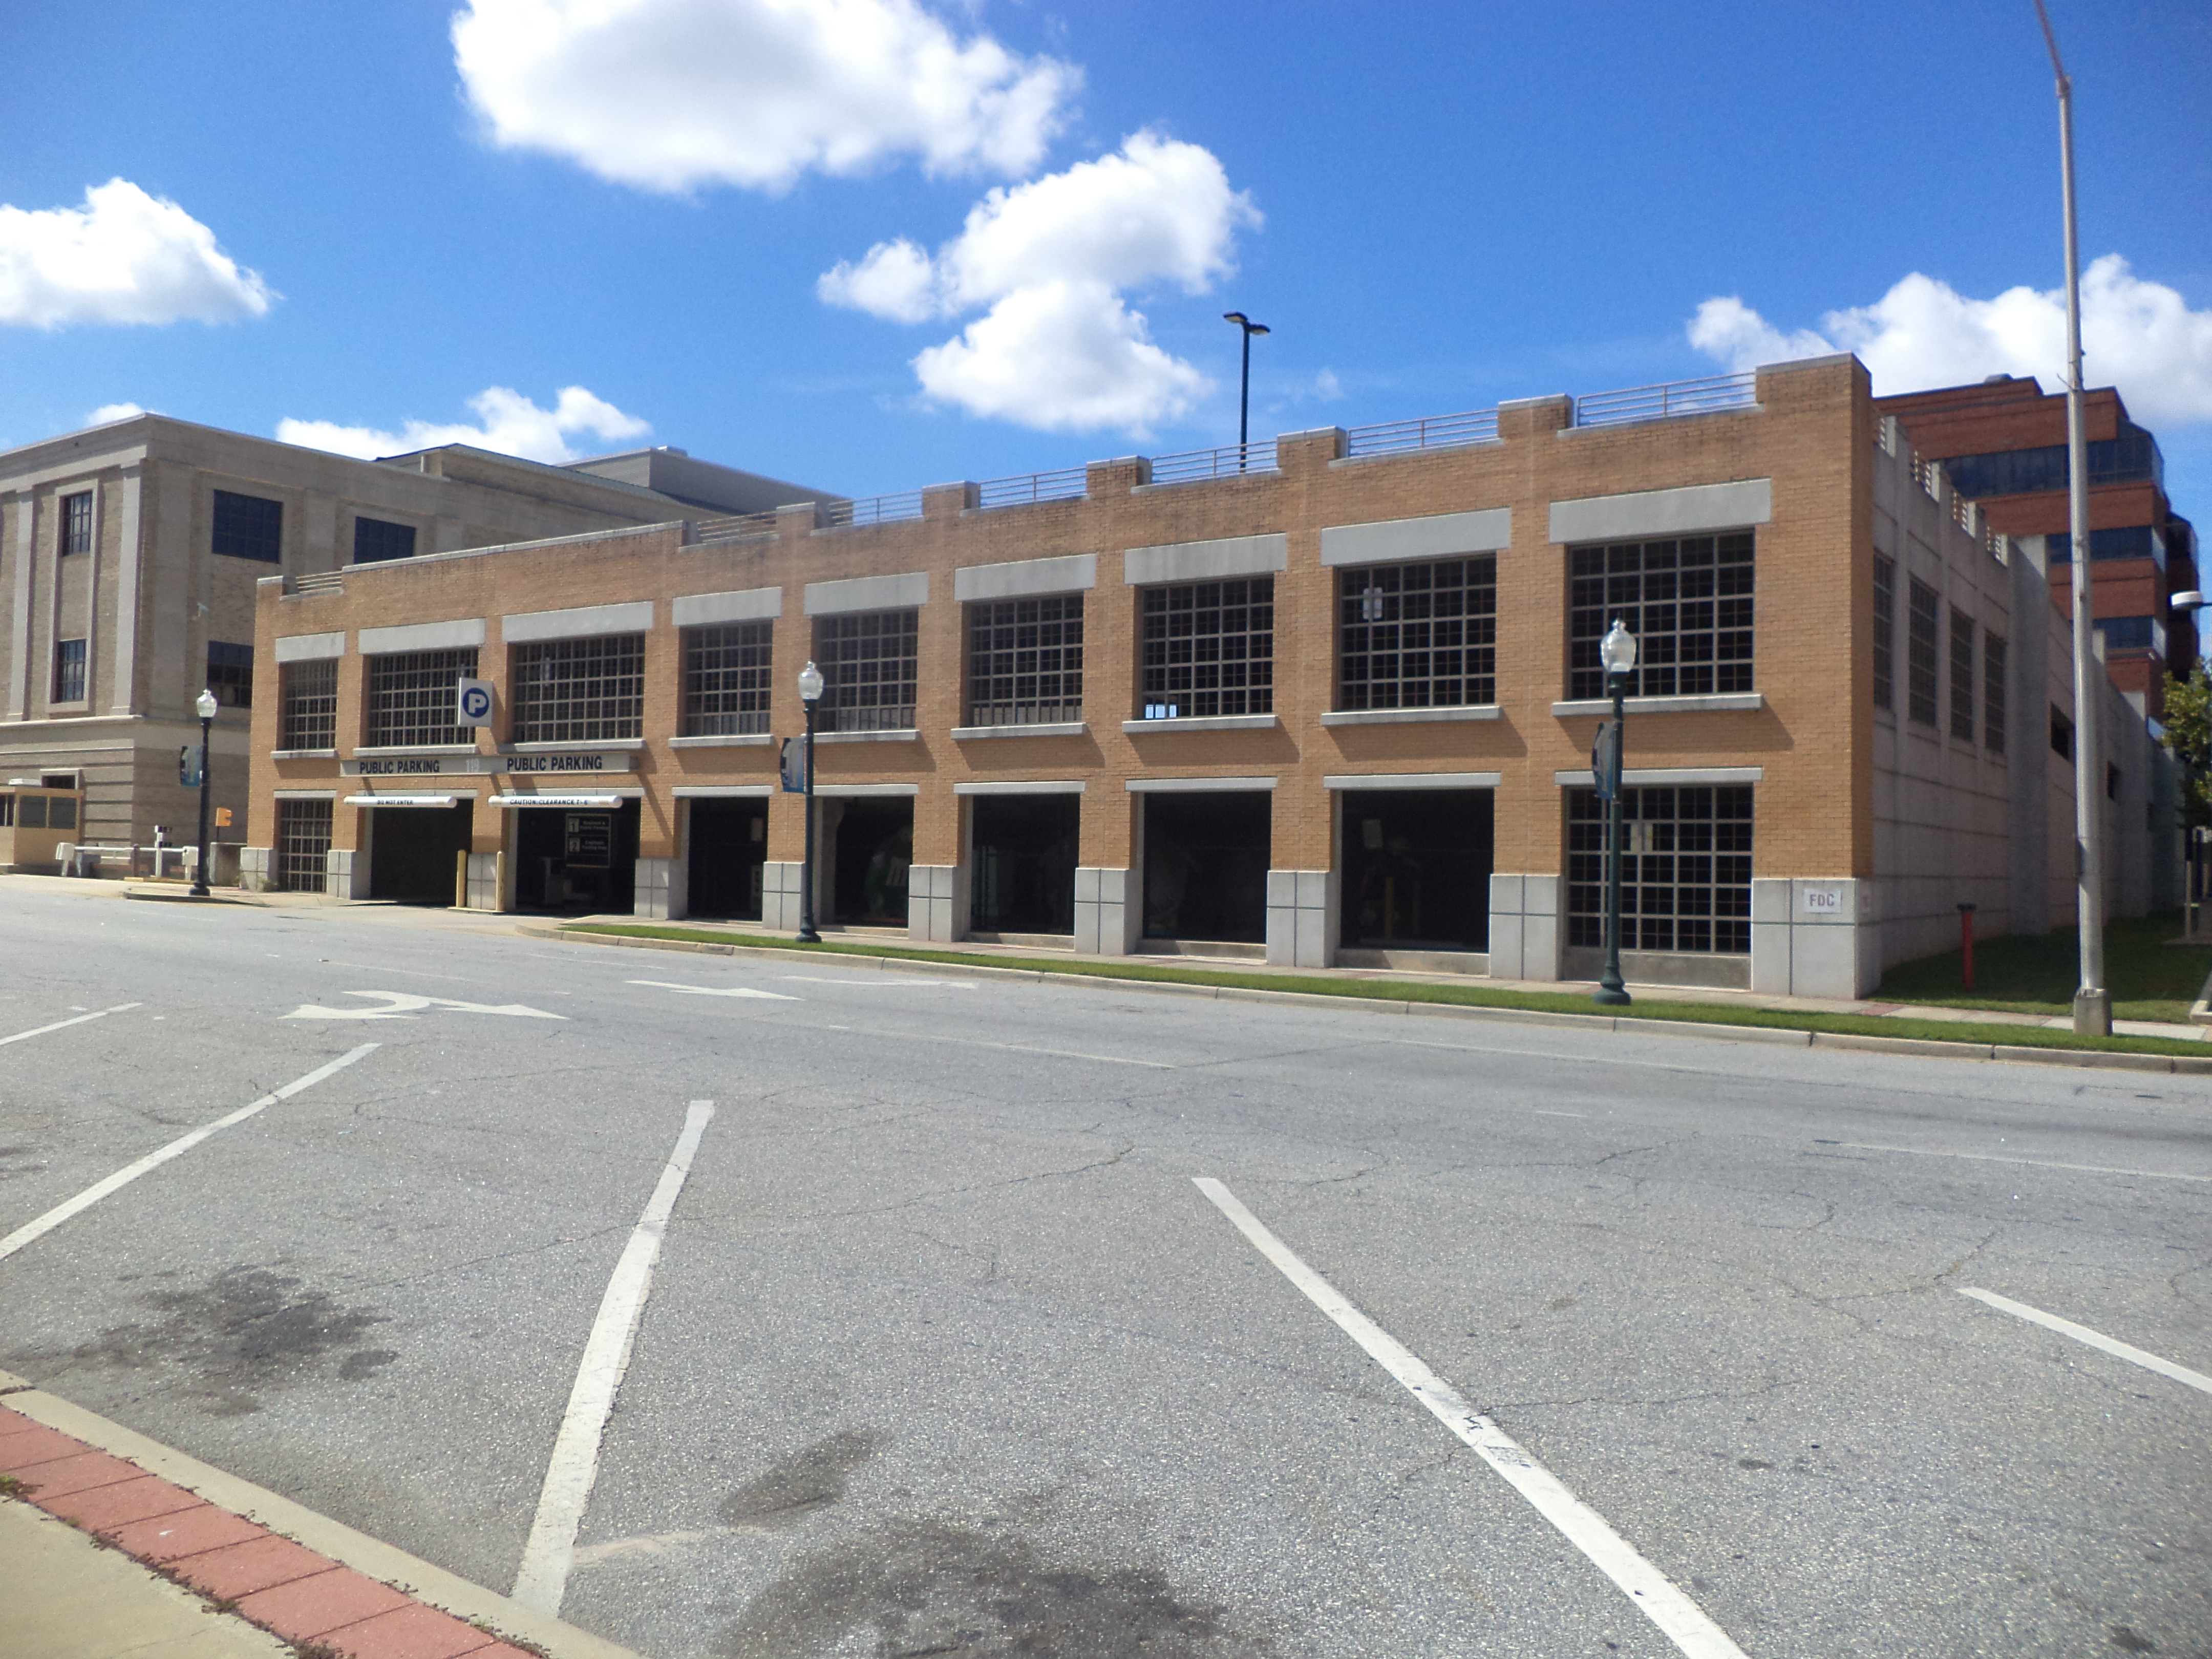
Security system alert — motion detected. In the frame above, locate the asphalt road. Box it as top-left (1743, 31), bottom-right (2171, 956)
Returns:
top-left (1, 878), bottom-right (2206, 1658)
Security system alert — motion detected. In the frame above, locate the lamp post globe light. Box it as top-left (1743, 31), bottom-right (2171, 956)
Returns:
top-left (190, 687), bottom-right (219, 897)
top-left (1593, 619), bottom-right (1637, 1007)
top-left (796, 660), bottom-right (825, 944)
top-left (1222, 311), bottom-right (1269, 472)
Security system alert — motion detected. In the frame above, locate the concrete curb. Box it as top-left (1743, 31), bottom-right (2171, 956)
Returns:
top-left (525, 926), bottom-right (2212, 1077)
top-left (0, 1371), bottom-right (642, 1659)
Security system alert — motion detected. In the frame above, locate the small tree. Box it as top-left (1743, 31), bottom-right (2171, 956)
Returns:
top-left (2162, 660), bottom-right (2212, 828)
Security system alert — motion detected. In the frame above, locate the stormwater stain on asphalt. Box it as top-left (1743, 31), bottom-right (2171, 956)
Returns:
top-left (720, 1428), bottom-right (889, 1528)
top-left (65, 1266), bottom-right (396, 1413)
top-left (722, 1520), bottom-right (1275, 1658)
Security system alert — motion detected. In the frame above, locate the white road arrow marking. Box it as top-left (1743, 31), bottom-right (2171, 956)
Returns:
top-left (627, 980), bottom-right (799, 1001)
top-left (285, 990), bottom-right (566, 1020)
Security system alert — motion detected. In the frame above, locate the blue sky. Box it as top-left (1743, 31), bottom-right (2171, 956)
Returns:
top-left (2, 0), bottom-right (2207, 520)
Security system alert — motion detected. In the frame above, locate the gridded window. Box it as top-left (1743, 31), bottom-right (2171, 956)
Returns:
top-left (512, 634), bottom-right (644, 743)
top-left (1984, 633), bottom-right (2008, 754)
top-left (683, 622), bottom-right (772, 736)
top-left (1906, 578), bottom-right (1940, 727)
top-left (352, 517), bottom-right (417, 564)
top-left (280, 658), bottom-right (338, 750)
top-left (968, 596), bottom-right (1082, 726)
top-left (1337, 558), bottom-right (1496, 710)
top-left (211, 490), bottom-right (283, 562)
top-left (368, 647), bottom-right (479, 747)
top-left (207, 641), bottom-right (254, 709)
top-left (276, 798), bottom-right (332, 892)
top-left (1567, 786), bottom-right (1752, 954)
top-left (1948, 609), bottom-right (1975, 742)
top-left (1871, 556), bottom-right (1895, 712)
top-left (1567, 534), bottom-right (1753, 699)
top-left (817, 610), bottom-right (918, 732)
top-left (2051, 706), bottom-right (2073, 760)
top-left (59, 491), bottom-right (93, 556)
top-left (53, 638), bottom-right (87, 703)
top-left (1140, 578), bottom-right (1273, 719)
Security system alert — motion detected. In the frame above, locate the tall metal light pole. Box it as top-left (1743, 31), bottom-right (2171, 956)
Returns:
top-left (1593, 621), bottom-right (1637, 1007)
top-left (796, 660), bottom-right (824, 944)
top-left (2035, 0), bottom-right (2108, 1034)
top-left (1222, 311), bottom-right (1269, 471)
top-left (190, 688), bottom-right (218, 897)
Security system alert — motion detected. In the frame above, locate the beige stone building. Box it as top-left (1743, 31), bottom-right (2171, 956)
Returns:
top-left (240, 355), bottom-right (2166, 996)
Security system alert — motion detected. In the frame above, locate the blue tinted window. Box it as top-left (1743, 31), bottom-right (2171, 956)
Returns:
top-left (2047, 525), bottom-right (2164, 569)
top-left (1939, 422), bottom-right (2163, 498)
top-left (2095, 615), bottom-right (2157, 651)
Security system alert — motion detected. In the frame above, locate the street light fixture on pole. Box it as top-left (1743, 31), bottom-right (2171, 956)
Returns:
top-left (1593, 620), bottom-right (1637, 1007)
top-left (1222, 311), bottom-right (1269, 472)
top-left (2034, 0), bottom-right (2109, 1035)
top-left (796, 660), bottom-right (824, 944)
top-left (190, 688), bottom-right (218, 898)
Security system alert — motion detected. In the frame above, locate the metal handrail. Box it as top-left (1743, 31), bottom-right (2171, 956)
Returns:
top-left (1147, 440), bottom-right (1277, 485)
top-left (1344, 407), bottom-right (1500, 457)
top-left (821, 490), bottom-right (926, 528)
top-left (1573, 371), bottom-right (1758, 429)
top-left (976, 465), bottom-right (1089, 509)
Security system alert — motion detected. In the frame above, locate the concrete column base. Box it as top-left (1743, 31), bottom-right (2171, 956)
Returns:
top-left (1487, 874), bottom-right (1563, 981)
top-left (907, 864), bottom-right (965, 942)
top-left (1074, 866), bottom-right (1141, 955)
top-left (237, 846), bottom-right (271, 892)
top-left (1750, 878), bottom-right (1879, 998)
top-left (464, 851), bottom-right (503, 911)
top-left (633, 856), bottom-right (686, 920)
top-left (761, 860), bottom-right (806, 931)
top-left (1265, 869), bottom-right (1337, 967)
top-left (325, 847), bottom-right (369, 900)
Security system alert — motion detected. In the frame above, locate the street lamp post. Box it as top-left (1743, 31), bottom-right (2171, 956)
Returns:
top-left (1222, 311), bottom-right (1269, 471)
top-left (796, 661), bottom-right (824, 944)
top-left (1594, 620), bottom-right (1637, 1007)
top-left (191, 688), bottom-right (218, 897)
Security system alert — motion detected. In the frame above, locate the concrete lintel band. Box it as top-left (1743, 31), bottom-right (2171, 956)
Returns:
top-left (1547, 478), bottom-right (1772, 544)
top-left (273, 630), bottom-right (346, 664)
top-left (1126, 776), bottom-right (1278, 793)
top-left (804, 571), bottom-right (928, 615)
top-left (1323, 772), bottom-right (1503, 791)
top-left (501, 600), bottom-right (654, 643)
top-left (953, 553), bottom-right (1097, 603)
top-left (1319, 507), bottom-right (1513, 568)
top-left (1553, 767), bottom-right (1765, 786)
top-left (670, 784), bottom-right (774, 798)
top-left (814, 782), bottom-right (921, 797)
top-left (953, 780), bottom-right (1086, 795)
top-left (271, 789), bottom-right (338, 800)
top-left (1123, 533), bottom-right (1287, 586)
top-left (672, 586), bottom-right (781, 627)
top-left (358, 617), bottom-right (486, 655)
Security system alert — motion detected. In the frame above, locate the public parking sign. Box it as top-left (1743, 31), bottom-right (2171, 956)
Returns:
top-left (456, 677), bottom-right (494, 727)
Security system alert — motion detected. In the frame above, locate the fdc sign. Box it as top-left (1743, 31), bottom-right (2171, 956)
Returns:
top-left (456, 678), bottom-right (494, 727)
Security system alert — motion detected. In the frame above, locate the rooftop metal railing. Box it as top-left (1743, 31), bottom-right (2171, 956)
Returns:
top-left (976, 465), bottom-right (1089, 509)
top-left (1573, 371), bottom-right (1758, 429)
top-left (821, 489), bottom-right (926, 529)
top-left (1343, 407), bottom-right (1501, 458)
top-left (1147, 439), bottom-right (1277, 486)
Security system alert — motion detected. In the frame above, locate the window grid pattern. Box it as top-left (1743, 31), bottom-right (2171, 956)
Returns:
top-left (1906, 578), bottom-right (1940, 726)
top-left (968, 596), bottom-right (1083, 726)
top-left (1337, 558), bottom-right (1496, 710)
top-left (1140, 578), bottom-right (1274, 718)
top-left (1567, 534), bottom-right (1753, 700)
top-left (1567, 786), bottom-right (1752, 954)
top-left (512, 635), bottom-right (645, 744)
top-left (368, 647), bottom-right (479, 747)
top-left (1949, 609), bottom-right (1976, 741)
top-left (683, 622), bottom-right (773, 736)
top-left (281, 659), bottom-right (338, 750)
top-left (276, 799), bottom-right (332, 893)
top-left (211, 490), bottom-right (283, 563)
top-left (53, 639), bottom-right (87, 703)
top-left (1872, 556), bottom-right (1895, 711)
top-left (818, 610), bottom-right (918, 732)
top-left (60, 492), bottom-right (92, 556)
top-left (352, 517), bottom-right (417, 564)
top-left (1984, 633), bottom-right (2008, 754)
top-left (207, 641), bottom-right (253, 709)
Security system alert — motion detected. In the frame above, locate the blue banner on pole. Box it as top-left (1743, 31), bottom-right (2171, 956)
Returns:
top-left (780, 736), bottom-right (806, 793)
top-left (1591, 720), bottom-right (1618, 802)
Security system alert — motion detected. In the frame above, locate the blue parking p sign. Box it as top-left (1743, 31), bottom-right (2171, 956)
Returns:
top-left (456, 677), bottom-right (494, 727)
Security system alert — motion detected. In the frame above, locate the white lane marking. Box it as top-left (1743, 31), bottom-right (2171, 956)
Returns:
top-left (626, 980), bottom-right (798, 1001)
top-left (889, 1026), bottom-right (1175, 1069)
top-left (1, 1003), bottom-right (143, 1048)
top-left (320, 961), bottom-right (478, 982)
top-left (1193, 1177), bottom-right (1748, 1659)
top-left (1837, 1142), bottom-right (2208, 1184)
top-left (514, 1101), bottom-right (716, 1616)
top-left (0, 1045), bottom-right (379, 1263)
top-left (284, 990), bottom-right (566, 1020)
top-left (1958, 1287), bottom-right (2212, 1396)
top-left (778, 975), bottom-right (975, 989)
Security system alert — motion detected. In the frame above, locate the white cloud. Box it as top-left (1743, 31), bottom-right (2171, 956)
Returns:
top-left (87, 402), bottom-right (148, 426)
top-left (452, 0), bottom-right (1078, 194)
top-left (1313, 369), bottom-right (1344, 402)
top-left (1689, 257), bottom-right (2212, 428)
top-left (0, 179), bottom-right (273, 329)
top-left (821, 131), bottom-right (1259, 434)
top-left (277, 386), bottom-right (651, 464)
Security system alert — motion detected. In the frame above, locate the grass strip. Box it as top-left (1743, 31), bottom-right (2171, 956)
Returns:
top-left (1873, 910), bottom-right (2212, 1024)
top-left (563, 923), bottom-right (2211, 1059)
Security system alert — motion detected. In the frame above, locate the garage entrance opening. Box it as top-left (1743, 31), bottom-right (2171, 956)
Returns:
top-left (830, 797), bottom-right (912, 925)
top-left (1338, 788), bottom-right (1492, 950)
top-left (367, 802), bottom-right (474, 904)
top-left (1142, 790), bottom-right (1270, 944)
top-left (514, 800), bottom-right (639, 912)
top-left (686, 798), bottom-right (768, 920)
top-left (970, 793), bottom-right (1078, 936)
